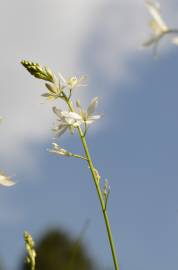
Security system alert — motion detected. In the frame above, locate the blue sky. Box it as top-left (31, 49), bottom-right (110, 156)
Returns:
top-left (0, 0), bottom-right (178, 270)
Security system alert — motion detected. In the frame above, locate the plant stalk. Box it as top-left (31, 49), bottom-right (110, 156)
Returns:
top-left (66, 98), bottom-right (120, 270)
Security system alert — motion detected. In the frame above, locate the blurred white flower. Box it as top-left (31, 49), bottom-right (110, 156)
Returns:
top-left (52, 107), bottom-right (82, 136)
top-left (48, 143), bottom-right (72, 156)
top-left (76, 97), bottom-right (101, 125)
top-left (0, 171), bottom-right (15, 187)
top-left (143, 1), bottom-right (178, 49)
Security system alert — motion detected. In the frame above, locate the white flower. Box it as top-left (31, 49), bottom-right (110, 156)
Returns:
top-left (52, 98), bottom-right (101, 137)
top-left (58, 73), bottom-right (87, 90)
top-left (52, 107), bottom-right (82, 136)
top-left (0, 171), bottom-right (15, 187)
top-left (76, 97), bottom-right (101, 125)
top-left (67, 76), bottom-right (87, 89)
top-left (48, 143), bottom-right (72, 156)
top-left (143, 1), bottom-right (178, 49)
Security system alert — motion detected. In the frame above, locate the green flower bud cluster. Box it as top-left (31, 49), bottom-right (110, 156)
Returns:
top-left (21, 60), bottom-right (54, 82)
top-left (24, 231), bottom-right (36, 270)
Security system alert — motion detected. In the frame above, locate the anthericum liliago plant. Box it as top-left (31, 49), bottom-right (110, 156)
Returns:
top-left (21, 60), bottom-right (120, 270)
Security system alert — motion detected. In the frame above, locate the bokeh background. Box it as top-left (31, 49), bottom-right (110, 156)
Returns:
top-left (0, 0), bottom-right (178, 269)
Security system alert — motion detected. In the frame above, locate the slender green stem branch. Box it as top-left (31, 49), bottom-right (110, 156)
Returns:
top-left (72, 153), bottom-right (88, 160)
top-left (65, 98), bottom-right (120, 270)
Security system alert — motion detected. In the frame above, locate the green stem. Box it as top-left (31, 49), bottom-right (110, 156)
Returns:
top-left (72, 153), bottom-right (88, 160)
top-left (66, 98), bottom-right (120, 270)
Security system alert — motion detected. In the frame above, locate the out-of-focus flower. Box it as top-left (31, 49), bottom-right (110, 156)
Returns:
top-left (0, 171), bottom-right (15, 187)
top-left (76, 97), bottom-right (101, 125)
top-left (143, 1), bottom-right (178, 49)
top-left (48, 143), bottom-right (72, 156)
top-left (52, 107), bottom-right (82, 136)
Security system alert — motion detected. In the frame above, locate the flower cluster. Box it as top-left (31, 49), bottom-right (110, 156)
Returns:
top-left (21, 60), bottom-right (86, 101)
top-left (21, 60), bottom-right (101, 162)
top-left (52, 107), bottom-right (82, 136)
top-left (52, 97), bottom-right (101, 137)
top-left (42, 74), bottom-right (86, 101)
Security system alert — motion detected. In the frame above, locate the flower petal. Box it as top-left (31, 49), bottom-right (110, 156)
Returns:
top-left (58, 72), bottom-right (67, 84)
top-left (85, 115), bottom-right (101, 124)
top-left (78, 75), bottom-right (87, 86)
top-left (68, 112), bottom-right (82, 120)
top-left (55, 126), bottom-right (68, 137)
top-left (89, 115), bottom-right (101, 120)
top-left (61, 111), bottom-right (82, 121)
top-left (145, 1), bottom-right (168, 32)
top-left (52, 107), bottom-right (63, 118)
top-left (87, 97), bottom-right (98, 116)
top-left (45, 83), bottom-right (59, 94)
